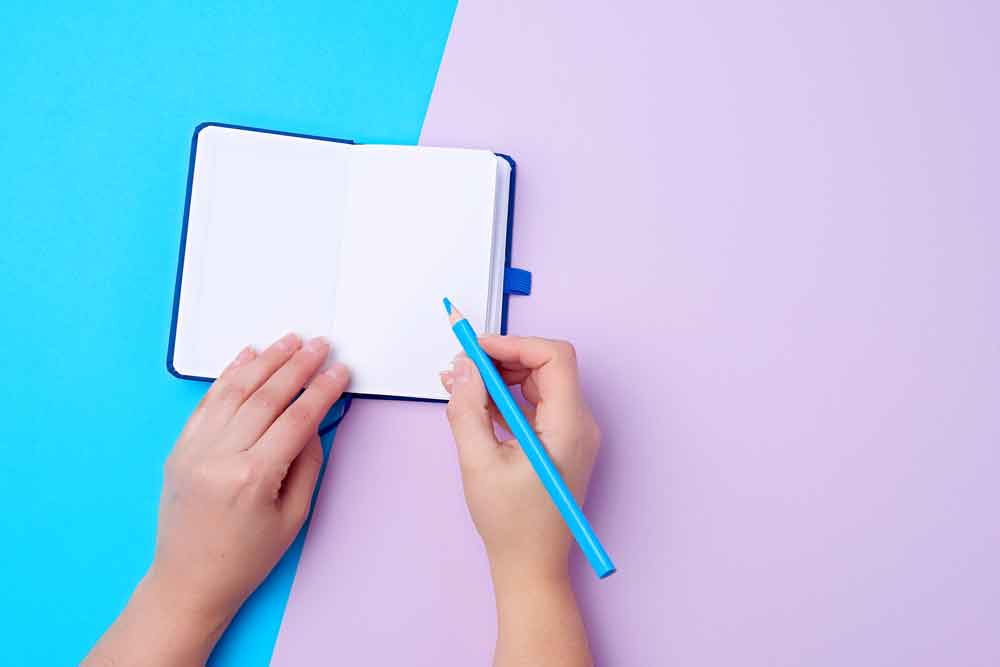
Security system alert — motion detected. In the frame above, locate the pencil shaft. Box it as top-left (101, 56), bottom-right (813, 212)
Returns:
top-left (451, 318), bottom-right (615, 578)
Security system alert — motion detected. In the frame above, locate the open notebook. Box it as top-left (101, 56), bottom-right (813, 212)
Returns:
top-left (168, 123), bottom-right (529, 401)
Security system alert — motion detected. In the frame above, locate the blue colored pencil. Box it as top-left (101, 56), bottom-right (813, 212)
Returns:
top-left (443, 297), bottom-right (616, 579)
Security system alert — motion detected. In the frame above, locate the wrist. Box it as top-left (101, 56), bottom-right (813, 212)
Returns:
top-left (86, 570), bottom-right (231, 667)
top-left (142, 561), bottom-right (239, 625)
top-left (485, 535), bottom-right (572, 586)
top-left (489, 553), bottom-right (571, 598)
top-left (488, 555), bottom-right (592, 666)
top-left (139, 568), bottom-right (234, 652)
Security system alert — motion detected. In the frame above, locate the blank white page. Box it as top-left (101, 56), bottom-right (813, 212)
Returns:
top-left (332, 145), bottom-right (499, 399)
top-left (172, 126), bottom-right (350, 377)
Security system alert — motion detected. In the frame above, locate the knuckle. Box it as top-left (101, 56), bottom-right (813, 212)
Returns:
top-left (305, 439), bottom-right (325, 465)
top-left (556, 340), bottom-right (578, 363)
top-left (306, 373), bottom-right (338, 398)
top-left (309, 372), bottom-right (332, 389)
top-left (234, 460), bottom-right (261, 489)
top-left (284, 353), bottom-right (310, 376)
top-left (251, 388), bottom-right (284, 414)
top-left (309, 450), bottom-right (325, 469)
top-left (526, 335), bottom-right (549, 350)
top-left (215, 380), bottom-right (251, 406)
top-left (286, 401), bottom-right (316, 428)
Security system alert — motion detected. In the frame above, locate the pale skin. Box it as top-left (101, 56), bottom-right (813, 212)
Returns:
top-left (84, 333), bottom-right (599, 667)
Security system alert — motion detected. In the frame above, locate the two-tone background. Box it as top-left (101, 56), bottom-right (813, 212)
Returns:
top-left (3, 2), bottom-right (998, 664)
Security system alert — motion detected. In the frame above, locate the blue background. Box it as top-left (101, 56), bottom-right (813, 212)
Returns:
top-left (0, 2), bottom-right (455, 664)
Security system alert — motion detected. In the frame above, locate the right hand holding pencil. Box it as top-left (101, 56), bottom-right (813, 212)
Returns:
top-left (440, 335), bottom-right (599, 667)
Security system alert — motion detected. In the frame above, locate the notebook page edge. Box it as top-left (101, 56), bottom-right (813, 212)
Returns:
top-left (487, 156), bottom-right (512, 333)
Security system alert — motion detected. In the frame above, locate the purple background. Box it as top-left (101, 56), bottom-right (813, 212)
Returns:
top-left (275, 2), bottom-right (1000, 664)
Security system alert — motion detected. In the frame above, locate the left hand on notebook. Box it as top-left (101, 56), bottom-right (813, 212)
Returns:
top-left (84, 333), bottom-right (349, 667)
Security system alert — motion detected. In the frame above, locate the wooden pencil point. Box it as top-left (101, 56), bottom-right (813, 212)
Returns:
top-left (446, 299), bottom-right (465, 325)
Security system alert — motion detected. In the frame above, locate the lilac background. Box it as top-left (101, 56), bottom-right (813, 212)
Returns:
top-left (276, 1), bottom-right (1000, 664)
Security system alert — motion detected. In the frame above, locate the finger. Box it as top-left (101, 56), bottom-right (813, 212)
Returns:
top-left (223, 345), bottom-right (258, 374)
top-left (498, 367), bottom-right (531, 385)
top-left (440, 370), bottom-right (456, 394)
top-left (280, 435), bottom-right (324, 527)
top-left (444, 354), bottom-right (500, 471)
top-left (181, 345), bottom-right (258, 442)
top-left (203, 333), bottom-right (303, 424)
top-left (519, 374), bottom-right (542, 406)
top-left (487, 400), bottom-right (537, 439)
top-left (479, 336), bottom-right (583, 408)
top-left (445, 365), bottom-right (538, 432)
top-left (496, 368), bottom-right (542, 406)
top-left (255, 362), bottom-right (349, 467)
top-left (228, 337), bottom-right (331, 448)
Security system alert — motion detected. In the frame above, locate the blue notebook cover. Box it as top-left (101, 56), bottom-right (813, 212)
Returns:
top-left (167, 122), bottom-right (530, 412)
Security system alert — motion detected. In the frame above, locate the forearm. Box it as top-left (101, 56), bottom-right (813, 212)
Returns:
top-left (83, 572), bottom-right (230, 667)
top-left (491, 563), bottom-right (593, 667)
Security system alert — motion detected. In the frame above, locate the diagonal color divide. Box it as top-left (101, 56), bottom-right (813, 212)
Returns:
top-left (276, 1), bottom-right (1000, 664)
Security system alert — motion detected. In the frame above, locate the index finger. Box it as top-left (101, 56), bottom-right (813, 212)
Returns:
top-left (478, 335), bottom-right (584, 407)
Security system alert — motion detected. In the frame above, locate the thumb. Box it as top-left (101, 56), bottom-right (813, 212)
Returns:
top-left (443, 354), bottom-right (499, 470)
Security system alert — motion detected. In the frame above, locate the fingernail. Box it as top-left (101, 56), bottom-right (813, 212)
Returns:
top-left (231, 345), bottom-right (255, 367)
top-left (439, 371), bottom-right (454, 393)
top-left (323, 362), bottom-right (348, 379)
top-left (275, 332), bottom-right (301, 352)
top-left (304, 336), bottom-right (330, 354)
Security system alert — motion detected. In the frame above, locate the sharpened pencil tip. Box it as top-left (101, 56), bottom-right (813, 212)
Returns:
top-left (443, 297), bottom-right (464, 324)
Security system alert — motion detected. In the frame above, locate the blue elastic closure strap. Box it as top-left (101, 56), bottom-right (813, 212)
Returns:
top-left (318, 396), bottom-right (352, 436)
top-left (503, 267), bottom-right (532, 295)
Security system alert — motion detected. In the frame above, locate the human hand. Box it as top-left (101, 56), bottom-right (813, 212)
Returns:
top-left (439, 335), bottom-right (601, 579)
top-left (440, 335), bottom-right (599, 666)
top-left (85, 334), bottom-right (349, 667)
